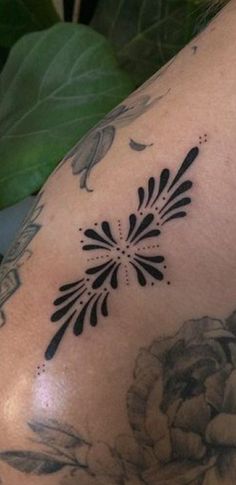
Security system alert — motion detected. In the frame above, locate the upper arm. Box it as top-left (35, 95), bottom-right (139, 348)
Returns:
top-left (1, 3), bottom-right (236, 483)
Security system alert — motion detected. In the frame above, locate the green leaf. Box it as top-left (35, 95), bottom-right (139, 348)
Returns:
top-left (0, 46), bottom-right (8, 71)
top-left (0, 0), bottom-right (60, 48)
top-left (91, 0), bottom-right (212, 86)
top-left (0, 23), bottom-right (133, 208)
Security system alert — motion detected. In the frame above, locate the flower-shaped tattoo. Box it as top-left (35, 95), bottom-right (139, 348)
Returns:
top-left (0, 193), bottom-right (44, 328)
top-left (46, 143), bottom-right (203, 360)
top-left (3, 312), bottom-right (236, 485)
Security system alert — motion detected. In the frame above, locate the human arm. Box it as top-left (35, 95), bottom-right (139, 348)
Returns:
top-left (1, 2), bottom-right (236, 483)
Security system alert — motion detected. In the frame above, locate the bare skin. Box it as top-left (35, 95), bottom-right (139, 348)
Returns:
top-left (1, 2), bottom-right (236, 483)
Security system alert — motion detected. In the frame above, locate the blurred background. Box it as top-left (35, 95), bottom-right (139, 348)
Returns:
top-left (0, 0), bottom-right (220, 258)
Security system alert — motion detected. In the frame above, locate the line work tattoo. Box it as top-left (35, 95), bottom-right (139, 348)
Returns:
top-left (0, 194), bottom-right (44, 327)
top-left (2, 309), bottom-right (236, 484)
top-left (60, 92), bottom-right (167, 191)
top-left (129, 138), bottom-right (153, 151)
top-left (46, 144), bottom-right (202, 360)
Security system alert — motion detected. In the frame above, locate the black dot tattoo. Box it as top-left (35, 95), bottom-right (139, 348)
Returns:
top-left (125, 265), bottom-right (130, 286)
top-left (199, 133), bottom-right (208, 145)
top-left (36, 363), bottom-right (46, 377)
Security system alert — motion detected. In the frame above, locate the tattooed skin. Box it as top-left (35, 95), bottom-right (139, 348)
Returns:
top-left (0, 193), bottom-right (44, 327)
top-left (46, 142), bottom-right (203, 360)
top-left (2, 309), bottom-right (236, 484)
top-left (129, 138), bottom-right (153, 151)
top-left (60, 91), bottom-right (168, 191)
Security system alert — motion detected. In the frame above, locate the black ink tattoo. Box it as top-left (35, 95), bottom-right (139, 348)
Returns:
top-left (0, 194), bottom-right (44, 327)
top-left (3, 309), bottom-right (236, 484)
top-left (129, 138), bottom-right (153, 151)
top-left (0, 420), bottom-right (91, 478)
top-left (46, 144), bottom-right (201, 360)
top-left (36, 363), bottom-right (46, 377)
top-left (191, 44), bottom-right (198, 54)
top-left (60, 92), bottom-right (168, 191)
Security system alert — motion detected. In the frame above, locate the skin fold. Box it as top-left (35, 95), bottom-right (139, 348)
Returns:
top-left (1, 1), bottom-right (236, 483)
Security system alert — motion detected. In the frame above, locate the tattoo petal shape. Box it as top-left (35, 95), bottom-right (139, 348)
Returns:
top-left (62, 93), bottom-right (166, 190)
top-left (46, 145), bottom-right (200, 360)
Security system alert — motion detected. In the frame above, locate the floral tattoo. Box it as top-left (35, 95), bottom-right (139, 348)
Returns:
top-left (0, 193), bottom-right (44, 328)
top-left (46, 142), bottom-right (203, 360)
top-left (2, 310), bottom-right (236, 484)
top-left (60, 92), bottom-right (167, 190)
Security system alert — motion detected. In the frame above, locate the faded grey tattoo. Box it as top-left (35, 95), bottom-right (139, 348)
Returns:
top-left (2, 310), bottom-right (236, 483)
top-left (46, 143), bottom-right (202, 360)
top-left (0, 193), bottom-right (44, 327)
top-left (60, 92), bottom-right (168, 190)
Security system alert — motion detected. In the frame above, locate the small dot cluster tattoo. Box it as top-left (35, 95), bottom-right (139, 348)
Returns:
top-left (46, 139), bottom-right (205, 360)
top-left (87, 254), bottom-right (110, 262)
top-left (117, 220), bottom-right (123, 240)
top-left (199, 134), bottom-right (208, 145)
top-left (124, 265), bottom-right (129, 286)
top-left (136, 245), bottom-right (159, 251)
top-left (36, 363), bottom-right (46, 376)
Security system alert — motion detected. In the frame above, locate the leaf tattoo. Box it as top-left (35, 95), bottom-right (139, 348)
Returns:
top-left (28, 420), bottom-right (90, 449)
top-left (129, 138), bottom-right (153, 151)
top-left (46, 143), bottom-right (201, 360)
top-left (0, 419), bottom-right (91, 477)
top-left (0, 451), bottom-right (66, 475)
top-left (3, 310), bottom-right (236, 484)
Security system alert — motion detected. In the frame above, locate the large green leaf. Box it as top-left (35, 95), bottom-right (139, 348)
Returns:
top-left (91, 0), bottom-right (212, 86)
top-left (0, 46), bottom-right (8, 71)
top-left (0, 0), bottom-right (60, 48)
top-left (0, 23), bottom-right (133, 208)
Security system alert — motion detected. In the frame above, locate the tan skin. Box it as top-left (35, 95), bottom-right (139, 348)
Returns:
top-left (1, 1), bottom-right (236, 483)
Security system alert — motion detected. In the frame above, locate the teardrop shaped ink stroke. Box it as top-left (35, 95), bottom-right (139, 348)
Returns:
top-left (47, 143), bottom-right (201, 359)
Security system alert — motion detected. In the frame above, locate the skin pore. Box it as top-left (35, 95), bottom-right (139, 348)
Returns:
top-left (1, 1), bottom-right (236, 483)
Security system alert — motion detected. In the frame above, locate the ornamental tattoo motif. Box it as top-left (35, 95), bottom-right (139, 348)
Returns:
top-left (0, 193), bottom-right (44, 327)
top-left (46, 143), bottom-right (202, 360)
